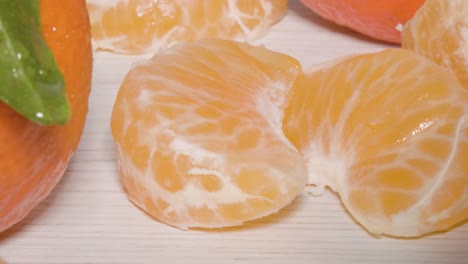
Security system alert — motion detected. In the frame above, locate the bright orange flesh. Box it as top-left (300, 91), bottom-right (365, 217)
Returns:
top-left (402, 0), bottom-right (468, 89)
top-left (111, 39), bottom-right (307, 228)
top-left (86, 0), bottom-right (287, 54)
top-left (300, 0), bottom-right (425, 43)
top-left (0, 0), bottom-right (93, 232)
top-left (284, 48), bottom-right (468, 237)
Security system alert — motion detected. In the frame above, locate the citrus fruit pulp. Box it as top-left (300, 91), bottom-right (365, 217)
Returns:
top-left (402, 0), bottom-right (468, 89)
top-left (86, 0), bottom-right (288, 54)
top-left (111, 38), bottom-right (468, 237)
top-left (110, 39), bottom-right (308, 228)
top-left (284, 48), bottom-right (468, 237)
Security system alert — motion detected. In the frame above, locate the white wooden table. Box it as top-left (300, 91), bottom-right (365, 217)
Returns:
top-left (1, 1), bottom-right (467, 263)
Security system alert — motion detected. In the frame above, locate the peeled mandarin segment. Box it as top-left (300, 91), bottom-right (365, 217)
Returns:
top-left (283, 48), bottom-right (468, 237)
top-left (402, 0), bottom-right (468, 89)
top-left (110, 39), bottom-right (307, 229)
top-left (86, 0), bottom-right (287, 54)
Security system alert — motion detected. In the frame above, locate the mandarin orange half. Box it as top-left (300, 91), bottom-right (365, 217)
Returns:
top-left (111, 38), bottom-right (467, 237)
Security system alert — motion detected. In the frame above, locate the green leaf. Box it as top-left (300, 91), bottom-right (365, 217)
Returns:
top-left (0, 0), bottom-right (70, 125)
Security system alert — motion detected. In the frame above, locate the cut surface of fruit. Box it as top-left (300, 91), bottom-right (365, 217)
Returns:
top-left (402, 0), bottom-right (468, 89)
top-left (300, 0), bottom-right (425, 43)
top-left (284, 48), bottom-right (468, 237)
top-left (0, 0), bottom-right (92, 232)
top-left (86, 0), bottom-right (287, 54)
top-left (110, 39), bottom-right (307, 228)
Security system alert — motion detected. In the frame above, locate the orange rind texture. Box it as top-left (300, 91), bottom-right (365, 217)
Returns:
top-left (111, 38), bottom-right (468, 237)
top-left (0, 0), bottom-right (92, 232)
top-left (300, 0), bottom-right (425, 43)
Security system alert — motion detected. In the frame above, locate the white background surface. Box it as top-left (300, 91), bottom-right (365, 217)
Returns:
top-left (1, 1), bottom-right (467, 263)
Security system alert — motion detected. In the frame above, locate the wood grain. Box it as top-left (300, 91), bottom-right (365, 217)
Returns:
top-left (1, 1), bottom-right (467, 263)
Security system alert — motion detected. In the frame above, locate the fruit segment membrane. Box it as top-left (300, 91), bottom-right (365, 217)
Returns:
top-left (111, 39), bottom-right (307, 228)
top-left (111, 38), bottom-right (467, 237)
top-left (402, 0), bottom-right (468, 89)
top-left (86, 0), bottom-right (287, 53)
top-left (284, 49), bottom-right (468, 237)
